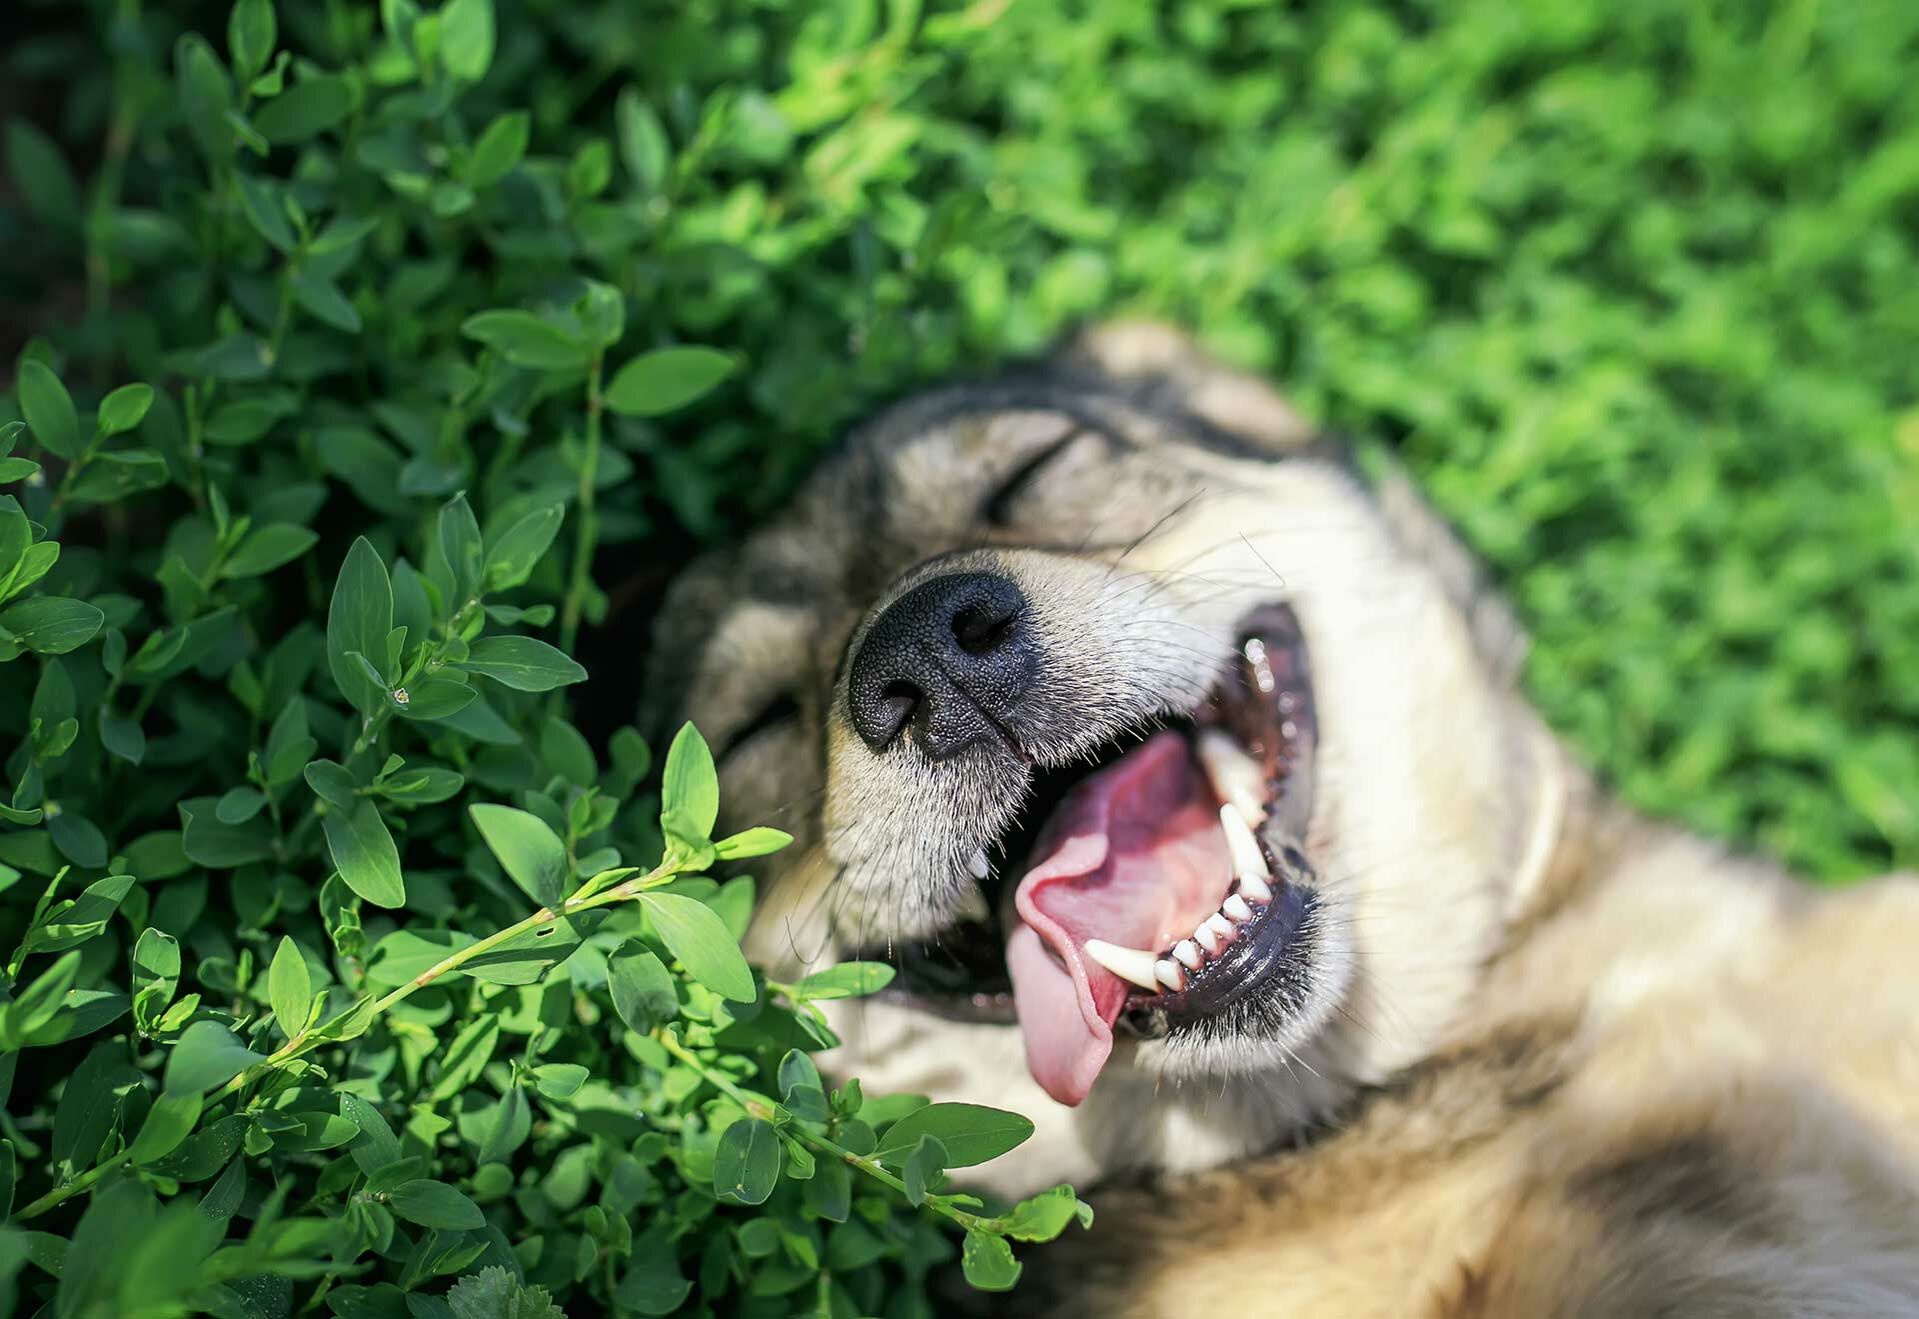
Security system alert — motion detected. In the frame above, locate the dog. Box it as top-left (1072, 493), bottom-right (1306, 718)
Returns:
top-left (644, 324), bottom-right (1919, 1315)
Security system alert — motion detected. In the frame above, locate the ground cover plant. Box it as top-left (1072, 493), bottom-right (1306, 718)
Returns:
top-left (1, 0), bottom-right (1916, 1314)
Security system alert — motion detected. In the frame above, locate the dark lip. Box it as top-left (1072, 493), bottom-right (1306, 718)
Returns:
top-left (859, 601), bottom-right (1317, 1031)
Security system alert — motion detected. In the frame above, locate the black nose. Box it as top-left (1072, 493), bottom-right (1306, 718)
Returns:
top-left (847, 572), bottom-right (1036, 757)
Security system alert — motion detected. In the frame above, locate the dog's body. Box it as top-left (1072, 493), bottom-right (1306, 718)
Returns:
top-left (648, 325), bottom-right (1919, 1315)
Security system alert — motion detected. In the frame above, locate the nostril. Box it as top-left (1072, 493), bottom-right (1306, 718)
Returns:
top-left (879, 680), bottom-right (920, 731)
top-left (952, 601), bottom-right (1018, 656)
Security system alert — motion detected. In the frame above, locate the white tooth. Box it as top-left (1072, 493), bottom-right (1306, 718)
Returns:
top-left (1197, 730), bottom-right (1267, 827)
top-left (1223, 894), bottom-right (1255, 923)
top-left (1238, 871), bottom-right (1273, 903)
top-left (967, 848), bottom-right (991, 880)
top-left (1172, 939), bottom-right (1203, 970)
top-left (1194, 924), bottom-right (1222, 956)
top-left (1154, 959), bottom-right (1185, 991)
top-left (953, 884), bottom-right (991, 923)
top-left (1206, 912), bottom-right (1236, 939)
top-left (1083, 939), bottom-right (1162, 992)
top-left (1220, 805), bottom-right (1271, 882)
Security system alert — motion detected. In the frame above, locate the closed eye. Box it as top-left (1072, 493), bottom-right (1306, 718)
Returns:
top-left (718, 694), bottom-right (800, 761)
top-left (982, 428), bottom-right (1090, 527)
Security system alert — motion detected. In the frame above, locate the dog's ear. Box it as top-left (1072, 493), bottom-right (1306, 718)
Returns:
top-left (1056, 320), bottom-right (1317, 452)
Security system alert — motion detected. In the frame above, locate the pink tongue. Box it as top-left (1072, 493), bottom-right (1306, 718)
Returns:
top-left (1006, 732), bottom-right (1230, 1105)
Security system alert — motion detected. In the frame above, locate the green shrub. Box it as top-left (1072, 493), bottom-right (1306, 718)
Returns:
top-left (0, 1), bottom-right (1088, 1314)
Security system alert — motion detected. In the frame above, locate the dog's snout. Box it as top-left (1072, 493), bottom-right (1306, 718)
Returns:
top-left (847, 572), bottom-right (1036, 756)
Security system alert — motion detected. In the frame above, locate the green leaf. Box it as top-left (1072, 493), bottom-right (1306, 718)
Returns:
top-left (436, 493), bottom-right (484, 606)
top-left (326, 537), bottom-right (394, 717)
top-left (1002, 1184), bottom-right (1095, 1241)
top-left (228, 0), bottom-right (277, 80)
top-left (303, 759), bottom-right (357, 809)
top-left (615, 1230), bottom-right (692, 1315)
top-left (476, 1084), bottom-right (529, 1164)
top-left (903, 1134), bottom-right (946, 1207)
top-left (459, 635), bottom-right (587, 691)
top-left (439, 0), bottom-right (495, 80)
top-left (615, 87), bottom-right (670, 195)
top-left (778, 1050), bottom-right (830, 1122)
top-left (290, 271), bottom-right (362, 332)
top-left (128, 1092), bottom-right (204, 1165)
top-left (0, 950), bottom-right (80, 1044)
top-left (180, 795), bottom-right (275, 867)
top-left (322, 798), bottom-right (406, 908)
top-left (447, 1267), bottom-right (566, 1319)
top-left (234, 173), bottom-right (295, 251)
top-left (874, 1103), bottom-right (1035, 1169)
top-left (467, 803), bottom-right (566, 906)
top-left (793, 960), bottom-right (896, 1000)
top-left (253, 72), bottom-right (352, 143)
top-left (65, 450), bottom-right (168, 504)
top-left (387, 1179), bottom-right (485, 1230)
top-left (96, 383), bottom-right (155, 435)
top-left (214, 786), bottom-right (265, 824)
top-left (608, 945), bottom-right (677, 1033)
top-left (713, 827), bottom-right (792, 860)
top-left (53, 1043), bottom-right (139, 1173)
top-left (639, 893), bottom-right (754, 1002)
top-left (394, 676), bottom-right (476, 721)
top-left (222, 523), bottom-right (318, 578)
top-left (482, 502), bottom-right (563, 590)
top-left (659, 722), bottom-right (719, 846)
top-left (23, 873), bottom-right (134, 954)
top-left (267, 936), bottom-right (313, 1036)
top-left (175, 33), bottom-right (234, 165)
top-left (961, 1229), bottom-right (1021, 1291)
top-left (163, 1021), bottom-right (266, 1096)
top-left (603, 346), bottom-right (736, 417)
top-left (460, 310), bottom-right (590, 371)
top-left (428, 1013), bottom-right (499, 1101)
top-left (17, 360), bottom-right (80, 459)
top-left (131, 928), bottom-right (182, 1031)
top-left (463, 110), bottom-right (529, 188)
top-left (712, 1118), bottom-right (779, 1206)
top-left (7, 119), bottom-right (80, 227)
top-left (531, 1063), bottom-right (588, 1100)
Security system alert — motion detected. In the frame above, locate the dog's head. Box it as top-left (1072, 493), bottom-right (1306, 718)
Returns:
top-left (646, 325), bottom-right (1568, 1192)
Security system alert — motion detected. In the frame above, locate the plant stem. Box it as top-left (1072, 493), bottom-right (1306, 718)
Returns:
top-left (215, 862), bottom-right (673, 1100)
top-left (652, 1028), bottom-right (993, 1233)
top-left (558, 355), bottom-right (604, 654)
top-left (17, 864), bottom-right (677, 1219)
top-left (13, 1148), bottom-right (131, 1221)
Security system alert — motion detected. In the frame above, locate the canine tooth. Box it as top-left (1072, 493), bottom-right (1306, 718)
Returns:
top-left (1223, 894), bottom-right (1255, 923)
top-left (1083, 939), bottom-right (1162, 992)
top-left (1237, 871), bottom-right (1273, 903)
top-left (1172, 939), bottom-right (1203, 971)
top-left (1197, 730), bottom-right (1266, 827)
top-left (1194, 924), bottom-right (1222, 956)
top-left (1154, 959), bottom-right (1185, 991)
top-left (953, 884), bottom-right (991, 924)
top-left (967, 847), bottom-right (991, 880)
top-left (1206, 912), bottom-right (1236, 939)
top-left (1220, 804), bottom-right (1271, 882)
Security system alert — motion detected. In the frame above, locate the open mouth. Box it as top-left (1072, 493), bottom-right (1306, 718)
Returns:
top-left (857, 603), bottom-right (1318, 1107)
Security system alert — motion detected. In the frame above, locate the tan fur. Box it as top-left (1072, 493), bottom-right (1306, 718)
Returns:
top-left (648, 323), bottom-right (1919, 1315)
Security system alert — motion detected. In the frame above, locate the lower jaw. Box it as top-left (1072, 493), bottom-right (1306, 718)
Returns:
top-left (1116, 872), bottom-right (1317, 1040)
